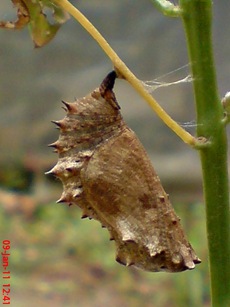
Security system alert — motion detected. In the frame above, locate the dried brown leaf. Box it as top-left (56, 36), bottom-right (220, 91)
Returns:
top-left (0, 0), bottom-right (69, 47)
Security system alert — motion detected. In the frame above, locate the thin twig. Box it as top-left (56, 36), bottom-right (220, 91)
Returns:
top-left (53, 0), bottom-right (196, 146)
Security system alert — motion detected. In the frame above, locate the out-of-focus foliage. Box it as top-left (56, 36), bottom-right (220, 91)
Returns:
top-left (0, 0), bottom-right (69, 47)
top-left (0, 199), bottom-right (209, 306)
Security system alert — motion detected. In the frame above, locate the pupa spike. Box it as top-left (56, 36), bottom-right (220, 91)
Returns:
top-left (194, 258), bottom-right (202, 264)
top-left (45, 165), bottom-right (61, 176)
top-left (51, 120), bottom-right (65, 129)
top-left (126, 260), bottom-right (135, 267)
top-left (61, 100), bottom-right (71, 110)
top-left (48, 141), bottom-right (59, 148)
top-left (56, 194), bottom-right (68, 204)
top-left (116, 256), bottom-right (126, 266)
top-left (47, 141), bottom-right (63, 153)
top-left (61, 100), bottom-right (78, 113)
top-left (45, 169), bottom-right (54, 175)
top-left (81, 213), bottom-right (88, 219)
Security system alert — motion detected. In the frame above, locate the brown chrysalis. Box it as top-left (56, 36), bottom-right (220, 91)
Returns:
top-left (47, 71), bottom-right (201, 272)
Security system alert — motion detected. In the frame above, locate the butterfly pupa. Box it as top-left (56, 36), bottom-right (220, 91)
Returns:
top-left (47, 71), bottom-right (201, 272)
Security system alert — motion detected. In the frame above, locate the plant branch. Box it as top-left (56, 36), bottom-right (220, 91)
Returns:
top-left (52, 0), bottom-right (196, 146)
top-left (179, 0), bottom-right (230, 306)
top-left (150, 0), bottom-right (181, 17)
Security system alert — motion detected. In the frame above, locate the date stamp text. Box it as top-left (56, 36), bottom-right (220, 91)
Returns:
top-left (2, 240), bottom-right (11, 305)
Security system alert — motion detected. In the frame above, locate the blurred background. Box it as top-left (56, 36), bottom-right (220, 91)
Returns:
top-left (0, 0), bottom-right (230, 306)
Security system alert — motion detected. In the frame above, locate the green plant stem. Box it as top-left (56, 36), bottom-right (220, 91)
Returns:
top-left (179, 0), bottom-right (230, 306)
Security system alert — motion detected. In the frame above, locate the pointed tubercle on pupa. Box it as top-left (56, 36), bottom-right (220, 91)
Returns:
top-left (48, 141), bottom-right (61, 150)
top-left (45, 165), bottom-right (60, 176)
top-left (115, 255), bottom-right (134, 267)
top-left (51, 120), bottom-right (66, 130)
top-left (61, 100), bottom-right (78, 114)
top-left (126, 259), bottom-right (135, 267)
top-left (99, 70), bottom-right (120, 110)
top-left (56, 193), bottom-right (69, 204)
